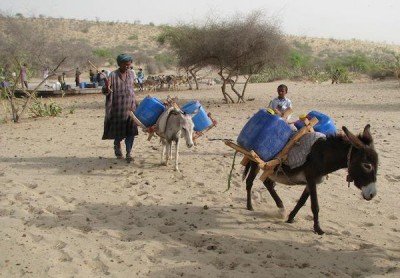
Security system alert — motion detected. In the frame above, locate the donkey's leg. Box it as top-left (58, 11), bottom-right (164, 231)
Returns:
top-left (307, 182), bottom-right (324, 235)
top-left (168, 140), bottom-right (173, 161)
top-left (287, 187), bottom-right (309, 223)
top-left (165, 141), bottom-right (171, 166)
top-left (174, 139), bottom-right (180, 171)
top-left (161, 140), bottom-right (167, 165)
top-left (245, 162), bottom-right (259, 211)
top-left (264, 179), bottom-right (286, 219)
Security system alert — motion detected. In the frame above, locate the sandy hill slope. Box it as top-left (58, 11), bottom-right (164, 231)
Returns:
top-left (1, 16), bottom-right (400, 56)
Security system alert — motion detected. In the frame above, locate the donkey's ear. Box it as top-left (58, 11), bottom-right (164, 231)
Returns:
top-left (342, 126), bottom-right (365, 149)
top-left (361, 124), bottom-right (373, 146)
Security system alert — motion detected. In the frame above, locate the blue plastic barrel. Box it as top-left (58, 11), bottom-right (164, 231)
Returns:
top-left (181, 100), bottom-right (212, 132)
top-left (134, 96), bottom-right (165, 127)
top-left (79, 82), bottom-right (86, 88)
top-left (294, 111), bottom-right (336, 135)
top-left (237, 109), bottom-right (293, 161)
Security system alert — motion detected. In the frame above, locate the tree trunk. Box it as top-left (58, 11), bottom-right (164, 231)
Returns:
top-left (189, 69), bottom-right (199, 90)
top-left (218, 71), bottom-right (235, 103)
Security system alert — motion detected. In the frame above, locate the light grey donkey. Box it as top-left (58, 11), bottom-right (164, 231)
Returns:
top-left (156, 107), bottom-right (194, 171)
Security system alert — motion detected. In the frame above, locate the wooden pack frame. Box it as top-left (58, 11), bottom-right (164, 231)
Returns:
top-left (224, 117), bottom-right (318, 181)
top-left (129, 96), bottom-right (217, 142)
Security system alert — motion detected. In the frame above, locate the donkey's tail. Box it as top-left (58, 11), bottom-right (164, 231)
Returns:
top-left (242, 159), bottom-right (252, 181)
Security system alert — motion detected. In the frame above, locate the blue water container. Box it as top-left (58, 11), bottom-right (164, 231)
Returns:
top-left (134, 96), bottom-right (166, 127)
top-left (294, 111), bottom-right (336, 135)
top-left (237, 109), bottom-right (293, 161)
top-left (79, 82), bottom-right (86, 88)
top-left (181, 100), bottom-right (212, 132)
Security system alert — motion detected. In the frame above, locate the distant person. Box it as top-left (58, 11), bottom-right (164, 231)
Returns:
top-left (75, 67), bottom-right (81, 87)
top-left (1, 64), bottom-right (11, 88)
top-left (332, 69), bottom-right (340, 84)
top-left (57, 73), bottom-right (68, 90)
top-left (136, 68), bottom-right (144, 91)
top-left (268, 84), bottom-right (293, 121)
top-left (102, 53), bottom-right (138, 163)
top-left (20, 63), bottom-right (28, 89)
top-left (89, 68), bottom-right (95, 82)
top-left (43, 66), bottom-right (49, 85)
top-left (56, 75), bottom-right (64, 90)
top-left (97, 70), bottom-right (107, 87)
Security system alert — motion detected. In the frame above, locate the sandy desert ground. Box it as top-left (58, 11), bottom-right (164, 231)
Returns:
top-left (0, 79), bottom-right (399, 277)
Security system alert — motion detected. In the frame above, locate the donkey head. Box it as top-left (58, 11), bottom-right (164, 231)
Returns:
top-left (180, 113), bottom-right (194, 148)
top-left (342, 124), bottom-right (378, 201)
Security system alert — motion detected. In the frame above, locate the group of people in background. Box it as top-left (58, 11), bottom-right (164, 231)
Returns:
top-left (88, 68), bottom-right (109, 87)
top-left (1, 63), bottom-right (29, 89)
top-left (1, 62), bottom-right (146, 92)
top-left (129, 67), bottom-right (145, 91)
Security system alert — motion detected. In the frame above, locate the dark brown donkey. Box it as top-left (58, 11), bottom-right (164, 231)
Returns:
top-left (243, 125), bottom-right (378, 235)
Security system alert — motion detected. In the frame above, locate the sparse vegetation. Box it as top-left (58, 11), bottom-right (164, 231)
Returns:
top-left (0, 56), bottom-right (66, 123)
top-left (158, 12), bottom-right (289, 103)
top-left (128, 34), bottom-right (138, 40)
top-left (29, 98), bottom-right (63, 117)
top-left (0, 12), bottom-right (399, 110)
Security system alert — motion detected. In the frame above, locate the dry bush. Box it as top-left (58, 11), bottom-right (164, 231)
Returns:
top-left (158, 12), bottom-right (289, 103)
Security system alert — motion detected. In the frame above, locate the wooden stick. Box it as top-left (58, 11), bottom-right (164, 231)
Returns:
top-left (129, 111), bottom-right (147, 129)
top-left (87, 60), bottom-right (100, 72)
top-left (193, 112), bottom-right (217, 140)
top-left (259, 168), bottom-right (274, 182)
top-left (282, 107), bottom-right (293, 121)
top-left (240, 156), bottom-right (250, 166)
top-left (224, 140), bottom-right (266, 168)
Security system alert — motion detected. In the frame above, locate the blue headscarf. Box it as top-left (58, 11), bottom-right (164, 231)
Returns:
top-left (116, 53), bottom-right (133, 65)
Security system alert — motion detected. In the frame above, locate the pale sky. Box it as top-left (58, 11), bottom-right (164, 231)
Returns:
top-left (1, 0), bottom-right (399, 45)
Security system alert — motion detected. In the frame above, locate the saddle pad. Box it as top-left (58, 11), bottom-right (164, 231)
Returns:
top-left (285, 132), bottom-right (326, 169)
top-left (155, 107), bottom-right (175, 137)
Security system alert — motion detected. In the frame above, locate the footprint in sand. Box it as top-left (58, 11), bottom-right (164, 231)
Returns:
top-left (28, 233), bottom-right (44, 242)
top-left (24, 183), bottom-right (38, 189)
top-left (384, 174), bottom-right (400, 183)
top-left (89, 255), bottom-right (110, 275)
top-left (361, 222), bottom-right (374, 227)
top-left (99, 244), bottom-right (124, 263)
top-left (54, 240), bottom-right (73, 262)
top-left (59, 250), bottom-right (73, 262)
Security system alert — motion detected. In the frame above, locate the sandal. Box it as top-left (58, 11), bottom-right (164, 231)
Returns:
top-left (114, 145), bottom-right (123, 159)
top-left (126, 153), bottom-right (133, 163)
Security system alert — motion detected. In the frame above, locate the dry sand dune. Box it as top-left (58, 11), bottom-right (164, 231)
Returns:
top-left (0, 80), bottom-right (399, 277)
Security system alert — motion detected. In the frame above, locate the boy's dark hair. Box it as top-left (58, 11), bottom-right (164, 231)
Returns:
top-left (277, 84), bottom-right (288, 93)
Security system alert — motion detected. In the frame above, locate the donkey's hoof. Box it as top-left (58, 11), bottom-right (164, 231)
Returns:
top-left (278, 208), bottom-right (287, 219)
top-left (286, 218), bottom-right (294, 224)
